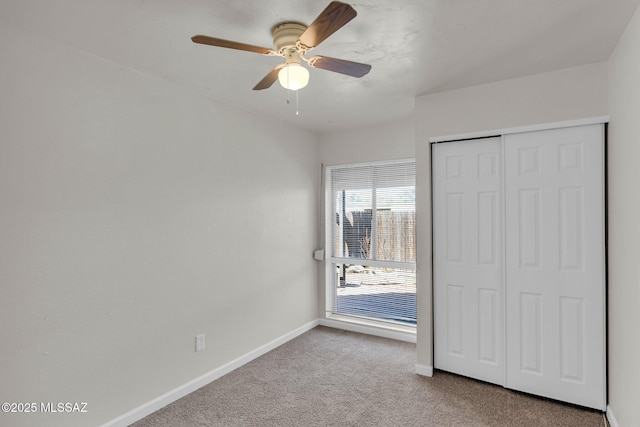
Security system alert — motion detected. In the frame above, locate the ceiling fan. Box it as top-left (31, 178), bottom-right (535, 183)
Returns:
top-left (191, 1), bottom-right (371, 91)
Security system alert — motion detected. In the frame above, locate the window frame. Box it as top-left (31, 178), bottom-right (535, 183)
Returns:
top-left (323, 158), bottom-right (417, 328)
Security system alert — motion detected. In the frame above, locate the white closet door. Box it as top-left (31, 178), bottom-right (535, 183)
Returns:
top-left (504, 124), bottom-right (605, 410)
top-left (433, 137), bottom-right (504, 385)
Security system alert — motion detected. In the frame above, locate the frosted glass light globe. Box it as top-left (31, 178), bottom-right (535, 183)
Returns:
top-left (278, 64), bottom-right (309, 90)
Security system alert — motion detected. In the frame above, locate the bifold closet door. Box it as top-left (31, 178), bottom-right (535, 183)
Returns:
top-left (504, 124), bottom-right (605, 410)
top-left (433, 137), bottom-right (504, 386)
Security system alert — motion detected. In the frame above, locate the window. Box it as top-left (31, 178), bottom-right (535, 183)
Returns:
top-left (325, 160), bottom-right (416, 325)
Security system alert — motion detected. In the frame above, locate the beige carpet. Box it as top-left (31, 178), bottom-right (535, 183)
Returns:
top-left (132, 326), bottom-right (606, 427)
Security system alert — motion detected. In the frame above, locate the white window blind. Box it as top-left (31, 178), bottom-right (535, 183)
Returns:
top-left (326, 160), bottom-right (416, 325)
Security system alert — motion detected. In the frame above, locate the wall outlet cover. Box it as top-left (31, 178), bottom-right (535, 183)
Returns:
top-left (195, 334), bottom-right (205, 352)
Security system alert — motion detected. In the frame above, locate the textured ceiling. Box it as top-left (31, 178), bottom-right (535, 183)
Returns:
top-left (1, 0), bottom-right (638, 134)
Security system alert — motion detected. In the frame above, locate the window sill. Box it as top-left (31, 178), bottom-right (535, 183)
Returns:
top-left (319, 314), bottom-right (416, 343)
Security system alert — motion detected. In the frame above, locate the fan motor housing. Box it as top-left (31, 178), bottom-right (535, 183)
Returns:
top-left (272, 22), bottom-right (307, 54)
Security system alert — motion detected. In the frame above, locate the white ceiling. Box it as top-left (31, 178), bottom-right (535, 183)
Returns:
top-left (1, 0), bottom-right (638, 134)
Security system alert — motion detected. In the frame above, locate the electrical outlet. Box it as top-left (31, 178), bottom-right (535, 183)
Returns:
top-left (195, 334), bottom-right (205, 352)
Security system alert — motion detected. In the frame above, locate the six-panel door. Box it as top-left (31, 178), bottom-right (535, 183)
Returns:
top-left (433, 137), bottom-right (504, 386)
top-left (504, 125), bottom-right (605, 410)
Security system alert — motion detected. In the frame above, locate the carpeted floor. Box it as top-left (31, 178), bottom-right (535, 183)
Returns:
top-left (132, 326), bottom-right (606, 427)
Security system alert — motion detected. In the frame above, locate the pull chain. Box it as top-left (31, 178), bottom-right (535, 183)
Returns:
top-left (286, 65), bottom-right (291, 105)
top-left (284, 89), bottom-right (300, 116)
top-left (282, 65), bottom-right (300, 116)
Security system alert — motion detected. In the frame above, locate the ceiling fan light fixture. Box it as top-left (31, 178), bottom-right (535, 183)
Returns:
top-left (191, 2), bottom-right (371, 92)
top-left (278, 63), bottom-right (309, 90)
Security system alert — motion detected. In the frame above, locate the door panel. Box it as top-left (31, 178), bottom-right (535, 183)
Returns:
top-left (504, 124), bottom-right (605, 410)
top-left (433, 138), bottom-right (504, 385)
top-left (519, 292), bottom-right (542, 375)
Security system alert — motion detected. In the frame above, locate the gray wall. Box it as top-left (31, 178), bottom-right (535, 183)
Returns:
top-left (0, 22), bottom-right (319, 427)
top-left (319, 118), bottom-right (415, 166)
top-left (607, 5), bottom-right (640, 426)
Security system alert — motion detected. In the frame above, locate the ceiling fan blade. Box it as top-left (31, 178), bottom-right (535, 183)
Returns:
top-left (253, 64), bottom-right (285, 90)
top-left (297, 1), bottom-right (357, 50)
top-left (308, 56), bottom-right (371, 78)
top-left (191, 35), bottom-right (275, 55)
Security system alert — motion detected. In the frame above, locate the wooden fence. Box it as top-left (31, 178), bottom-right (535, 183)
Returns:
top-left (337, 210), bottom-right (416, 263)
top-left (376, 210), bottom-right (416, 263)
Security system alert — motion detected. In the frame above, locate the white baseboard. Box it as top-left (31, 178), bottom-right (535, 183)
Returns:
top-left (102, 319), bottom-right (320, 427)
top-left (415, 364), bottom-right (434, 377)
top-left (606, 405), bottom-right (619, 427)
top-left (319, 317), bottom-right (416, 343)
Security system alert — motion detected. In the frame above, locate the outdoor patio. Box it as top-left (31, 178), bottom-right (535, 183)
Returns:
top-left (336, 266), bottom-right (416, 324)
